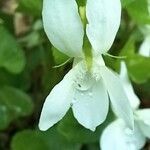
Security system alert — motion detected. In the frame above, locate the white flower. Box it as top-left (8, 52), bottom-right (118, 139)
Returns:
top-left (39, 0), bottom-right (134, 131)
top-left (100, 119), bottom-right (146, 150)
top-left (100, 111), bottom-right (150, 150)
top-left (100, 62), bottom-right (150, 150)
top-left (39, 57), bottom-right (133, 131)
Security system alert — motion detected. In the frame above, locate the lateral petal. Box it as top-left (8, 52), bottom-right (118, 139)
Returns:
top-left (120, 61), bottom-right (140, 109)
top-left (39, 69), bottom-right (75, 131)
top-left (100, 66), bottom-right (134, 129)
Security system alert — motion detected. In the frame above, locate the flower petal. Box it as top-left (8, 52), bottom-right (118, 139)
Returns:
top-left (100, 66), bottom-right (134, 129)
top-left (86, 0), bottom-right (121, 54)
top-left (39, 70), bottom-right (75, 131)
top-left (136, 109), bottom-right (150, 138)
top-left (72, 77), bottom-right (109, 131)
top-left (100, 119), bottom-right (146, 150)
top-left (42, 0), bottom-right (84, 57)
top-left (120, 61), bottom-right (140, 109)
top-left (139, 36), bottom-right (150, 57)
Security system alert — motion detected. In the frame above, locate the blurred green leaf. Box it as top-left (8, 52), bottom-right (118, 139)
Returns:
top-left (0, 11), bottom-right (14, 32)
top-left (20, 32), bottom-right (41, 48)
top-left (11, 128), bottom-right (81, 150)
top-left (0, 104), bottom-right (11, 130)
top-left (0, 86), bottom-right (33, 130)
top-left (0, 69), bottom-right (30, 90)
top-left (120, 35), bottom-right (135, 55)
top-left (120, 34), bottom-right (150, 83)
top-left (86, 144), bottom-right (99, 150)
top-left (11, 130), bottom-right (49, 150)
top-left (76, 0), bottom-right (87, 6)
top-left (121, 0), bottom-right (135, 7)
top-left (18, 0), bottom-right (42, 17)
top-left (57, 110), bottom-right (114, 144)
top-left (127, 55), bottom-right (150, 83)
top-left (126, 0), bottom-right (150, 24)
top-left (52, 47), bottom-right (69, 65)
top-left (0, 25), bottom-right (25, 74)
top-left (26, 47), bottom-right (45, 71)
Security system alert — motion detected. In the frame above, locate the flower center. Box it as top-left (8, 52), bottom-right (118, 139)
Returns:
top-left (72, 62), bottom-right (94, 91)
top-left (75, 72), bottom-right (95, 91)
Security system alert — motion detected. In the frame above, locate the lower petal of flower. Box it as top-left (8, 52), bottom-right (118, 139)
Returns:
top-left (72, 77), bottom-right (109, 131)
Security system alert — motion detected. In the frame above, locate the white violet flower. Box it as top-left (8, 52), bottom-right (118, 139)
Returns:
top-left (39, 0), bottom-right (134, 131)
top-left (100, 62), bottom-right (150, 150)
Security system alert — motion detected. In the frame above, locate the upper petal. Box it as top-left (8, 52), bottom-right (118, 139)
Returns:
top-left (72, 76), bottom-right (109, 131)
top-left (135, 109), bottom-right (150, 138)
top-left (42, 0), bottom-right (84, 57)
top-left (86, 0), bottom-right (121, 54)
top-left (100, 119), bottom-right (146, 150)
top-left (39, 69), bottom-right (75, 131)
top-left (120, 61), bottom-right (140, 109)
top-left (100, 66), bottom-right (134, 129)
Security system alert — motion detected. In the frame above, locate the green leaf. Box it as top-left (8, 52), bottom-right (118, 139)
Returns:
top-left (126, 0), bottom-right (150, 24)
top-left (119, 34), bottom-right (150, 83)
top-left (120, 35), bottom-right (135, 56)
top-left (0, 69), bottom-right (30, 90)
top-left (52, 47), bottom-right (69, 65)
top-left (0, 11), bottom-right (14, 32)
top-left (0, 86), bottom-right (33, 130)
top-left (86, 144), bottom-right (99, 150)
top-left (121, 0), bottom-right (135, 7)
top-left (0, 104), bottom-right (11, 130)
top-left (11, 130), bottom-right (49, 150)
top-left (76, 0), bottom-right (87, 6)
top-left (20, 32), bottom-right (41, 48)
top-left (127, 55), bottom-right (150, 83)
top-left (18, 0), bottom-right (42, 17)
top-left (57, 110), bottom-right (114, 143)
top-left (0, 25), bottom-right (25, 74)
top-left (11, 128), bottom-right (81, 150)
